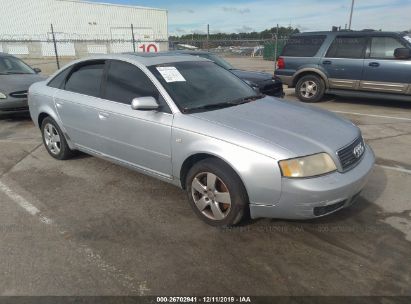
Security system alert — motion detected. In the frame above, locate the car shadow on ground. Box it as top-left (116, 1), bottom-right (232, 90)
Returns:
top-left (285, 91), bottom-right (411, 110)
top-left (329, 96), bottom-right (411, 110)
top-left (0, 112), bottom-right (32, 121)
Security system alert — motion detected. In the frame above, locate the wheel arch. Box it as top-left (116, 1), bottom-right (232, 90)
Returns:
top-left (38, 112), bottom-right (50, 129)
top-left (292, 68), bottom-right (329, 88)
top-left (179, 153), bottom-right (247, 195)
top-left (36, 110), bottom-right (75, 150)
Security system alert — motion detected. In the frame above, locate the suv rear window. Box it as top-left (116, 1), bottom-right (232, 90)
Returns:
top-left (281, 35), bottom-right (326, 57)
top-left (326, 36), bottom-right (367, 59)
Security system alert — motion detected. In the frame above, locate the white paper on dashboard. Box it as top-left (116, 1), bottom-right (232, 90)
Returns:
top-left (156, 67), bottom-right (186, 83)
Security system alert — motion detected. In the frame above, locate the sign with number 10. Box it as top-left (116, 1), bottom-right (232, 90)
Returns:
top-left (137, 43), bottom-right (159, 53)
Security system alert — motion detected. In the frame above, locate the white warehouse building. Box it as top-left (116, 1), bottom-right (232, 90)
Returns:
top-left (0, 0), bottom-right (168, 57)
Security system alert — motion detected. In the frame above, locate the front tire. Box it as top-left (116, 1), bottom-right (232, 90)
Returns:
top-left (41, 117), bottom-right (74, 160)
top-left (186, 158), bottom-right (248, 227)
top-left (295, 74), bottom-right (325, 103)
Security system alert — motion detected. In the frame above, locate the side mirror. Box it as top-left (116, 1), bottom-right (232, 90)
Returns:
top-left (394, 48), bottom-right (411, 60)
top-left (131, 96), bottom-right (159, 111)
top-left (33, 67), bottom-right (42, 74)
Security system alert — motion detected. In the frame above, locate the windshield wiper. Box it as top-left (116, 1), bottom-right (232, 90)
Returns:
top-left (6, 72), bottom-right (32, 75)
top-left (227, 94), bottom-right (265, 105)
top-left (183, 102), bottom-right (235, 113)
top-left (183, 94), bottom-right (265, 114)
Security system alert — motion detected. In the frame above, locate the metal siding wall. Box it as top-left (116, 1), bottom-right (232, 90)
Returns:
top-left (0, 0), bottom-right (168, 40)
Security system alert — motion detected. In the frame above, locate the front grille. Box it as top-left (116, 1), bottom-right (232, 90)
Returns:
top-left (9, 90), bottom-right (28, 99)
top-left (314, 200), bottom-right (346, 216)
top-left (337, 136), bottom-right (365, 171)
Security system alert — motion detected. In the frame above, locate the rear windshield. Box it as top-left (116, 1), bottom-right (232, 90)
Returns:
top-left (281, 35), bottom-right (326, 57)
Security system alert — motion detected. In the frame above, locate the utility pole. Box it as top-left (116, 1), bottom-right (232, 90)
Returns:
top-left (50, 24), bottom-right (60, 69)
top-left (131, 24), bottom-right (136, 53)
top-left (348, 0), bottom-right (355, 30)
top-left (206, 24), bottom-right (210, 51)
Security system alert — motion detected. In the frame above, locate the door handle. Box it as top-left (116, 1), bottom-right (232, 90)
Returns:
top-left (322, 60), bottom-right (332, 65)
top-left (369, 62), bottom-right (380, 67)
top-left (98, 112), bottom-right (109, 120)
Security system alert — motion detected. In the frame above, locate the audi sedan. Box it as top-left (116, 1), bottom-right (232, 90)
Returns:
top-left (28, 53), bottom-right (375, 226)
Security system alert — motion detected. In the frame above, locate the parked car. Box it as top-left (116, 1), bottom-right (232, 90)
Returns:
top-left (275, 31), bottom-right (411, 102)
top-left (28, 54), bottom-right (374, 226)
top-left (0, 52), bottom-right (45, 114)
top-left (168, 50), bottom-right (284, 98)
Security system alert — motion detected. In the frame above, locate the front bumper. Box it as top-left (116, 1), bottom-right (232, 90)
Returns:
top-left (250, 145), bottom-right (375, 219)
top-left (0, 99), bottom-right (29, 113)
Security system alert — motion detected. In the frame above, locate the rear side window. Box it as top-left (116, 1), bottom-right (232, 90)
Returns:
top-left (64, 62), bottom-right (105, 97)
top-left (104, 60), bottom-right (159, 104)
top-left (370, 36), bottom-right (405, 59)
top-left (282, 35), bottom-right (326, 57)
top-left (326, 36), bottom-right (367, 59)
top-left (47, 67), bottom-right (71, 89)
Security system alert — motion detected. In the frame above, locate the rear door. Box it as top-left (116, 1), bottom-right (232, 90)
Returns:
top-left (97, 60), bottom-right (173, 178)
top-left (54, 60), bottom-right (105, 152)
top-left (322, 35), bottom-right (367, 90)
top-left (361, 35), bottom-right (411, 94)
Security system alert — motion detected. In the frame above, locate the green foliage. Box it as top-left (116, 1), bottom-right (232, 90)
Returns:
top-left (169, 26), bottom-right (300, 40)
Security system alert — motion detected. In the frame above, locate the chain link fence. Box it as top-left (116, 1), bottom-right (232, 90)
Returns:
top-left (1, 25), bottom-right (290, 75)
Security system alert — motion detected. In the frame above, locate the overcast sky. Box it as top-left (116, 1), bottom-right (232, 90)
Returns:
top-left (89, 0), bottom-right (411, 35)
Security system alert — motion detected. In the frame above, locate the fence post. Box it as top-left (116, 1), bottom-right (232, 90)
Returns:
top-left (50, 24), bottom-right (60, 69)
top-left (131, 24), bottom-right (136, 53)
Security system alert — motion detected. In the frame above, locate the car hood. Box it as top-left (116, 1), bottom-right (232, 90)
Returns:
top-left (0, 74), bottom-right (46, 93)
top-left (183, 97), bottom-right (360, 160)
top-left (230, 69), bottom-right (279, 84)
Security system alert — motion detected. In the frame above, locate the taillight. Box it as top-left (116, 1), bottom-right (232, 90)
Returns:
top-left (276, 57), bottom-right (285, 70)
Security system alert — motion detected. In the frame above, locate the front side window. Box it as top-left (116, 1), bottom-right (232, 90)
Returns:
top-left (104, 60), bottom-right (159, 104)
top-left (281, 35), bottom-right (326, 57)
top-left (148, 61), bottom-right (258, 113)
top-left (0, 56), bottom-right (35, 75)
top-left (64, 62), bottom-right (105, 97)
top-left (370, 37), bottom-right (405, 59)
top-left (326, 36), bottom-right (367, 59)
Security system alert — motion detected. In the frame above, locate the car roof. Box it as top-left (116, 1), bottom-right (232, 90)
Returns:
top-left (121, 52), bottom-right (210, 66)
top-left (291, 30), bottom-right (403, 37)
top-left (64, 53), bottom-right (210, 69)
top-left (165, 50), bottom-right (210, 55)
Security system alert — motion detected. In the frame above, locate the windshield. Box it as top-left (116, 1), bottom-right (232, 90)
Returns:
top-left (0, 56), bottom-right (35, 75)
top-left (404, 35), bottom-right (411, 46)
top-left (196, 53), bottom-right (234, 70)
top-left (148, 61), bottom-right (258, 113)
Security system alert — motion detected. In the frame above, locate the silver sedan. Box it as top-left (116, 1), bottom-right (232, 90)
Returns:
top-left (28, 54), bottom-right (375, 226)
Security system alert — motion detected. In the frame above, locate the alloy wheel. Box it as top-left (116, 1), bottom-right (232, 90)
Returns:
top-left (191, 172), bottom-right (232, 221)
top-left (300, 80), bottom-right (318, 98)
top-left (43, 123), bottom-right (61, 155)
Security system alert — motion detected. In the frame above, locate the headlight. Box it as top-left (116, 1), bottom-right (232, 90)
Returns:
top-left (279, 153), bottom-right (337, 178)
top-left (0, 92), bottom-right (7, 99)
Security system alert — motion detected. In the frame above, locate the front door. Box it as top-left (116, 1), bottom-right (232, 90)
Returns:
top-left (97, 60), bottom-right (173, 178)
top-left (361, 36), bottom-right (411, 94)
top-left (321, 35), bottom-right (367, 90)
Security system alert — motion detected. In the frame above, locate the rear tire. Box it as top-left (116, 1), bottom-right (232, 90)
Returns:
top-left (186, 158), bottom-right (248, 227)
top-left (295, 74), bottom-right (325, 103)
top-left (41, 117), bottom-right (75, 160)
